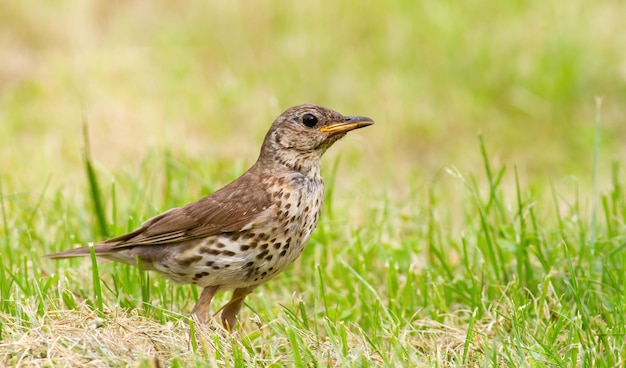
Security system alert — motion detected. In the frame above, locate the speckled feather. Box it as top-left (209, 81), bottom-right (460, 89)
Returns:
top-left (45, 104), bottom-right (373, 329)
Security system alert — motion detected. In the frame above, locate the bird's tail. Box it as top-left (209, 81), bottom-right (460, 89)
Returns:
top-left (44, 244), bottom-right (115, 259)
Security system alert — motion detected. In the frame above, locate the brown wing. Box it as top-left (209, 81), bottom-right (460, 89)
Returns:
top-left (104, 168), bottom-right (272, 249)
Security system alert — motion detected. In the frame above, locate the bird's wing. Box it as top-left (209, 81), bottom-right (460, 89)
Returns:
top-left (105, 170), bottom-right (273, 249)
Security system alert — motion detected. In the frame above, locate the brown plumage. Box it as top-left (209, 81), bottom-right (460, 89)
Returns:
top-left (45, 104), bottom-right (373, 330)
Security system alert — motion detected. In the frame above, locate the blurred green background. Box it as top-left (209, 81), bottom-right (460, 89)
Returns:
top-left (1, 0), bottom-right (625, 193)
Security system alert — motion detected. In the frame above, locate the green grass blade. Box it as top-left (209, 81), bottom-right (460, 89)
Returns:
top-left (478, 133), bottom-right (506, 221)
top-left (462, 308), bottom-right (478, 366)
top-left (83, 121), bottom-right (109, 238)
top-left (88, 243), bottom-right (104, 316)
top-left (589, 97), bottom-right (602, 256)
top-left (287, 327), bottom-right (304, 368)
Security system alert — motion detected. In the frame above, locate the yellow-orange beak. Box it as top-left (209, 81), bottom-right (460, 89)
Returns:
top-left (319, 116), bottom-right (374, 134)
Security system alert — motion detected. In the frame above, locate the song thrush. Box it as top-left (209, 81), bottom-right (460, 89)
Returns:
top-left (45, 104), bottom-right (373, 330)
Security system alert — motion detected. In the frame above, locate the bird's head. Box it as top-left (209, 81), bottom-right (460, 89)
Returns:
top-left (258, 104), bottom-right (374, 173)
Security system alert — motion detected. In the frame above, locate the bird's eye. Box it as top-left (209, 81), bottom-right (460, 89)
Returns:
top-left (301, 113), bottom-right (318, 128)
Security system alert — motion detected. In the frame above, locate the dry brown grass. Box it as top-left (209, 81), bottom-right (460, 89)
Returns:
top-left (2, 303), bottom-right (504, 367)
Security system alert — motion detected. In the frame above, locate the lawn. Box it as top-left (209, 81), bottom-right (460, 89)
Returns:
top-left (1, 1), bottom-right (625, 366)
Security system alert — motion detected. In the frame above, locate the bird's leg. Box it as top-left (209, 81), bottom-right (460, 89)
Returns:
top-left (191, 285), bottom-right (219, 324)
top-left (221, 286), bottom-right (255, 331)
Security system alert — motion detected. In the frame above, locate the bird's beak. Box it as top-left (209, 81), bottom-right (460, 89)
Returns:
top-left (319, 116), bottom-right (374, 134)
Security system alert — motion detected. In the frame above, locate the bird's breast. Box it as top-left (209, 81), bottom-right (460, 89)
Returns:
top-left (263, 172), bottom-right (324, 264)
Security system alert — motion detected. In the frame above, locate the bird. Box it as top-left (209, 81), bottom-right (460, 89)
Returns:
top-left (45, 104), bottom-right (374, 330)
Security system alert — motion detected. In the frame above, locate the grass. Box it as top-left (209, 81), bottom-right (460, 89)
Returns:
top-left (1, 127), bottom-right (625, 366)
top-left (1, 0), bottom-right (626, 366)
